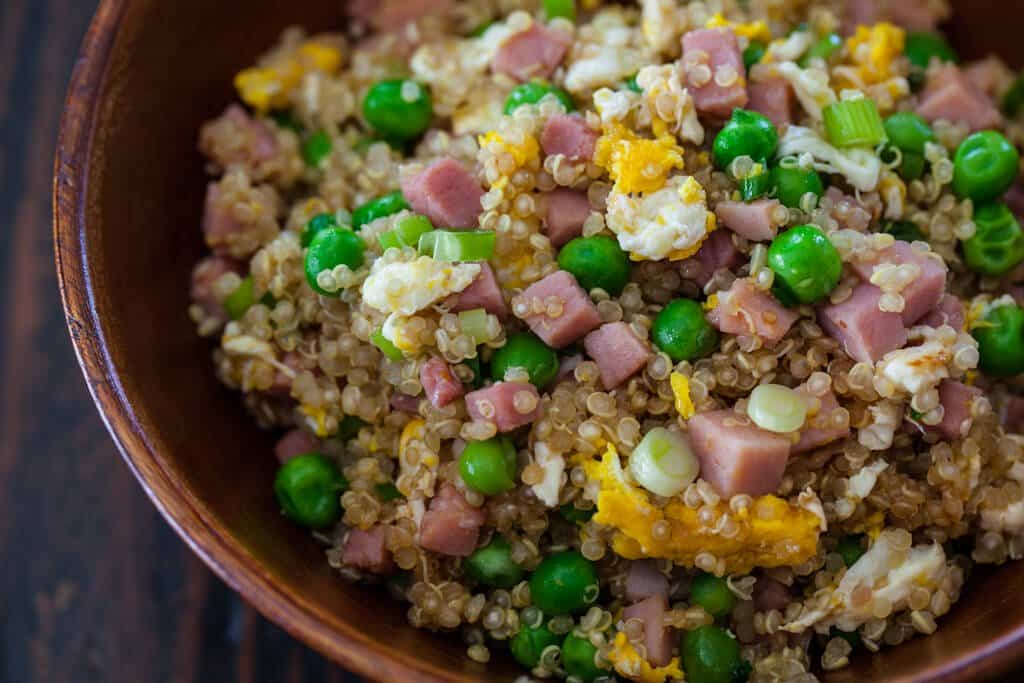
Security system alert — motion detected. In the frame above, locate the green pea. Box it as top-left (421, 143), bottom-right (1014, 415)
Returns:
top-left (510, 622), bottom-right (561, 669)
top-left (304, 228), bottom-right (366, 295)
top-left (952, 131), bottom-right (1020, 203)
top-left (302, 212), bottom-right (340, 247)
top-left (489, 332), bottom-right (559, 388)
top-left (459, 436), bottom-right (518, 495)
top-left (363, 79), bottom-right (433, 141)
top-left (352, 191), bottom-right (410, 231)
top-left (224, 276), bottom-right (256, 320)
top-left (529, 550), bottom-right (599, 615)
top-left (374, 483), bottom-right (404, 502)
top-left (542, 0), bottom-right (575, 21)
top-left (904, 31), bottom-right (958, 70)
top-left (463, 535), bottom-right (525, 588)
top-left (739, 172), bottom-right (773, 202)
top-left (883, 112), bottom-right (935, 155)
top-left (883, 220), bottom-right (925, 243)
top-left (559, 502), bottom-right (596, 524)
top-left (963, 202), bottom-right (1024, 276)
top-left (690, 572), bottom-right (737, 619)
top-left (561, 633), bottom-right (609, 682)
top-left (835, 534), bottom-right (865, 567)
top-left (799, 32), bottom-right (842, 67)
top-left (767, 225), bottom-right (842, 306)
top-left (652, 299), bottom-right (719, 362)
top-left (273, 453), bottom-right (348, 529)
top-left (974, 303), bottom-right (1024, 376)
top-left (770, 164), bottom-right (824, 208)
top-left (337, 414), bottom-right (366, 441)
top-left (743, 43), bottom-right (766, 72)
top-left (505, 81), bottom-right (575, 115)
top-left (557, 235), bottom-right (632, 295)
top-left (1003, 75), bottom-right (1024, 118)
top-left (302, 130), bottom-right (333, 167)
top-left (713, 109), bottom-right (779, 171)
top-left (681, 625), bottom-right (746, 683)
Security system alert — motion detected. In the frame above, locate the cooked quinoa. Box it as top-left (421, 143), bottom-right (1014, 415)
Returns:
top-left (189, 0), bottom-right (1024, 680)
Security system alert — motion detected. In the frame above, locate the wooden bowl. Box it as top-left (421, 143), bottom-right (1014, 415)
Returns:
top-left (53, 1), bottom-right (1024, 681)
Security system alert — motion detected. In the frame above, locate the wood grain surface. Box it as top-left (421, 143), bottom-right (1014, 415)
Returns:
top-left (0, 2), bottom-right (357, 681)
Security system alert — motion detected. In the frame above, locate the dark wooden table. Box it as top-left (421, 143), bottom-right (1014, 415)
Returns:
top-left (0, 2), bottom-right (358, 680)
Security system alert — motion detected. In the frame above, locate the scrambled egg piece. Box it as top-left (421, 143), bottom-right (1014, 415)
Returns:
top-left (594, 88), bottom-right (648, 127)
top-left (605, 176), bottom-right (714, 261)
top-left (532, 442), bottom-right (566, 508)
top-left (877, 341), bottom-right (950, 396)
top-left (842, 23), bottom-right (905, 86)
top-left (299, 405), bottom-right (330, 438)
top-left (595, 124), bottom-right (685, 194)
top-left (381, 313), bottom-right (423, 354)
top-left (235, 41), bottom-right (343, 111)
top-left (772, 61), bottom-right (836, 120)
top-left (607, 632), bottom-right (684, 683)
top-left (361, 256), bottom-right (480, 316)
top-left (669, 373), bottom-right (695, 419)
top-left (565, 9), bottom-right (647, 93)
top-left (582, 445), bottom-right (822, 574)
top-left (705, 13), bottom-right (772, 44)
top-left (478, 130), bottom-right (540, 168)
top-left (777, 125), bottom-right (882, 191)
top-left (640, 0), bottom-right (684, 53)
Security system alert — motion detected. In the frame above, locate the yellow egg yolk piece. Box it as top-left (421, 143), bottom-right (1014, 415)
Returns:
top-left (594, 124), bottom-right (685, 195)
top-left (607, 632), bottom-right (684, 683)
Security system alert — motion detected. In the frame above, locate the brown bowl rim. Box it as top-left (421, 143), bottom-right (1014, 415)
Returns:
top-left (50, 1), bottom-right (1024, 681)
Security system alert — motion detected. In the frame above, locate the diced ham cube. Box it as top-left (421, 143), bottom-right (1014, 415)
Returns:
top-left (793, 386), bottom-right (850, 454)
top-left (1000, 394), bottom-right (1024, 433)
top-left (274, 428), bottom-right (320, 464)
top-left (418, 483), bottom-right (486, 557)
top-left (199, 104), bottom-right (279, 174)
top-left (492, 22), bottom-right (570, 82)
top-left (517, 270), bottom-right (602, 348)
top-left (390, 392), bottom-right (422, 414)
top-left (920, 294), bottom-right (965, 330)
top-left (934, 380), bottom-right (982, 440)
top-left (625, 560), bottom-right (670, 603)
top-left (681, 229), bottom-right (741, 288)
top-left (583, 322), bottom-right (652, 390)
top-left (964, 57), bottom-right (1013, 100)
top-left (917, 64), bottom-right (1002, 133)
top-left (447, 262), bottom-right (508, 320)
top-left (753, 577), bottom-right (792, 612)
top-left (824, 187), bottom-right (873, 232)
top-left (841, 0), bottom-right (880, 35)
top-left (543, 188), bottom-right (591, 247)
top-left (707, 278), bottom-right (799, 345)
top-left (190, 255), bottom-right (239, 328)
top-left (540, 114), bottom-right (599, 163)
top-left (348, 0), bottom-right (450, 30)
top-left (688, 410), bottom-right (792, 498)
top-left (747, 78), bottom-right (794, 129)
top-left (400, 157), bottom-right (484, 229)
top-left (421, 357), bottom-right (464, 409)
top-left (849, 241), bottom-right (948, 325)
top-left (465, 381), bottom-right (540, 432)
top-left (818, 283), bottom-right (908, 364)
top-left (681, 28), bottom-right (748, 119)
top-left (342, 526), bottom-right (395, 574)
top-left (202, 173), bottom-right (282, 259)
top-left (623, 596), bottom-right (674, 668)
top-left (715, 200), bottom-right (783, 242)
top-left (884, 0), bottom-right (945, 31)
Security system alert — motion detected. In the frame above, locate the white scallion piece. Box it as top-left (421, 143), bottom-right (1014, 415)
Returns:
top-left (747, 383), bottom-right (808, 433)
top-left (628, 427), bottom-right (699, 497)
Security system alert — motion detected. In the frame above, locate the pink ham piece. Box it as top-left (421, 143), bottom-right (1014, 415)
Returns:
top-left (625, 560), bottom-right (670, 603)
top-left (920, 294), bottom-right (965, 330)
top-left (342, 526), bottom-right (395, 574)
top-left (447, 262), bottom-right (508, 320)
top-left (681, 229), bottom-right (741, 288)
top-left (270, 351), bottom-right (312, 396)
top-left (842, 0), bottom-right (879, 34)
top-left (818, 283), bottom-right (908, 364)
top-left (623, 596), bottom-right (674, 667)
top-left (349, 0), bottom-right (450, 30)
top-left (583, 322), bottom-right (652, 390)
top-left (707, 278), bottom-right (799, 344)
top-left (190, 255), bottom-right (239, 327)
top-left (824, 187), bottom-right (873, 232)
top-left (747, 78), bottom-right (794, 129)
top-left (541, 114), bottom-right (598, 163)
top-left (421, 357), bottom-right (464, 409)
top-left (883, 0), bottom-right (945, 31)
top-left (688, 410), bottom-right (792, 498)
top-left (715, 200), bottom-right (783, 242)
top-left (274, 429), bottom-right (320, 464)
top-left (201, 104), bottom-right (279, 171)
top-left (793, 386), bottom-right (850, 454)
top-left (681, 28), bottom-right (748, 119)
top-left (492, 22), bottom-right (570, 82)
top-left (917, 64), bottom-right (1002, 133)
top-left (400, 157), bottom-right (484, 229)
top-left (1000, 394), bottom-right (1024, 433)
top-left (517, 270), bottom-right (602, 348)
top-left (419, 484), bottom-right (486, 557)
top-left (465, 382), bottom-right (540, 432)
top-left (849, 241), bottom-right (948, 325)
top-left (964, 57), bottom-right (1012, 100)
top-left (543, 188), bottom-right (591, 247)
top-left (390, 392), bottom-right (422, 414)
top-left (934, 380), bottom-right (982, 440)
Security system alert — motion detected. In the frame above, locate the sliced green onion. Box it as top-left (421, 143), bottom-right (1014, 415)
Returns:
top-left (823, 98), bottom-right (887, 149)
top-left (418, 230), bottom-right (496, 262)
top-left (799, 32), bottom-right (842, 67)
top-left (542, 0), bottom-right (575, 21)
top-left (458, 308), bottom-right (491, 344)
top-left (740, 172), bottom-right (773, 201)
top-left (224, 276), bottom-right (256, 320)
top-left (628, 427), bottom-right (699, 498)
top-left (899, 150), bottom-right (926, 181)
top-left (747, 384), bottom-right (807, 433)
top-left (371, 330), bottom-right (404, 361)
top-left (625, 73), bottom-right (642, 93)
top-left (379, 214), bottom-right (434, 251)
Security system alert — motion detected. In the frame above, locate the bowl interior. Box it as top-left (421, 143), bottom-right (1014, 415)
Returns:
top-left (55, 1), bottom-right (1024, 681)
